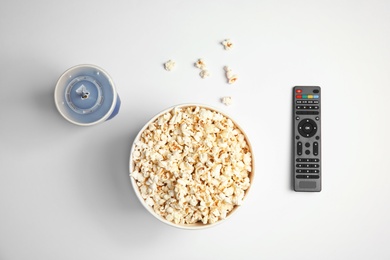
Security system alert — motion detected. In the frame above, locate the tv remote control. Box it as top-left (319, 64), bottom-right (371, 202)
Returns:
top-left (293, 86), bottom-right (321, 192)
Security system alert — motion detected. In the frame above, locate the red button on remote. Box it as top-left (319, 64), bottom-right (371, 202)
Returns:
top-left (296, 89), bottom-right (302, 93)
top-left (296, 95), bottom-right (302, 99)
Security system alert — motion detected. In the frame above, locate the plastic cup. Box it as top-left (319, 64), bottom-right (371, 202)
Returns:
top-left (54, 64), bottom-right (121, 126)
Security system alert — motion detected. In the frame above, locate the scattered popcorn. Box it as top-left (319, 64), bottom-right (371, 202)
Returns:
top-left (195, 59), bottom-right (207, 70)
top-left (199, 69), bottom-right (210, 78)
top-left (131, 106), bottom-right (252, 225)
top-left (224, 66), bottom-right (232, 76)
top-left (221, 96), bottom-right (232, 106)
top-left (222, 39), bottom-right (234, 50)
top-left (228, 75), bottom-right (238, 84)
top-left (164, 60), bottom-right (176, 71)
top-left (195, 59), bottom-right (210, 79)
top-left (224, 66), bottom-right (238, 84)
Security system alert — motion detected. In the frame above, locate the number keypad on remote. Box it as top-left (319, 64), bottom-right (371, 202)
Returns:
top-left (293, 86), bottom-right (321, 192)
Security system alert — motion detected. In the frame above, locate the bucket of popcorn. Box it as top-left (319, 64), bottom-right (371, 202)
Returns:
top-left (54, 64), bottom-right (121, 126)
top-left (129, 104), bottom-right (254, 229)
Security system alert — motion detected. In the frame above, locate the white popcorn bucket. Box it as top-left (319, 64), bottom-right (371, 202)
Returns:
top-left (129, 104), bottom-right (254, 229)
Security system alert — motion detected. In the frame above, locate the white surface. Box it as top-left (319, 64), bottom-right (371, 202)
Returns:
top-left (1, 0), bottom-right (389, 259)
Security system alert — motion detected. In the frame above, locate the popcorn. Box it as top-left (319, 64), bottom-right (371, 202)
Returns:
top-left (164, 60), bottom-right (176, 71)
top-left (199, 69), bottom-right (210, 78)
top-left (222, 39), bottom-right (234, 50)
top-left (221, 96), bottom-right (232, 106)
top-left (228, 75), bottom-right (238, 84)
top-left (145, 197), bottom-right (154, 207)
top-left (195, 59), bottom-right (210, 79)
top-left (131, 106), bottom-right (252, 225)
top-left (195, 59), bottom-right (207, 70)
top-left (224, 66), bottom-right (238, 84)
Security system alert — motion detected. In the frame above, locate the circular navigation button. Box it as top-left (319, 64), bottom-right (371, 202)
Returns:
top-left (298, 119), bottom-right (317, 138)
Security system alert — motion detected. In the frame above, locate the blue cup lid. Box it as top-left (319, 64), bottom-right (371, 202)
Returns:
top-left (54, 65), bottom-right (118, 126)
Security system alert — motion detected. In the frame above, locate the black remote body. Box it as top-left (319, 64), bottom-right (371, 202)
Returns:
top-left (293, 86), bottom-right (321, 192)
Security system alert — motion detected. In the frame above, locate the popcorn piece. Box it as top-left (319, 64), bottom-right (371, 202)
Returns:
top-left (224, 66), bottom-right (231, 74)
top-left (221, 96), bottom-right (232, 106)
top-left (145, 197), bottom-right (154, 207)
top-left (222, 39), bottom-right (234, 50)
top-left (195, 59), bottom-right (207, 69)
top-left (228, 75), bottom-right (238, 84)
top-left (130, 106), bottom-right (252, 225)
top-left (199, 69), bottom-right (210, 79)
top-left (224, 66), bottom-right (238, 84)
top-left (195, 59), bottom-right (211, 79)
top-left (164, 60), bottom-right (176, 71)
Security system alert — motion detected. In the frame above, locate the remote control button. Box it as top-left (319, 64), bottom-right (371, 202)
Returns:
top-left (296, 158), bottom-right (318, 163)
top-left (297, 164), bottom-right (314, 168)
top-left (296, 89), bottom-right (302, 93)
top-left (296, 100), bottom-right (302, 104)
top-left (296, 95), bottom-right (302, 99)
top-left (302, 100), bottom-right (308, 104)
top-left (313, 100), bottom-right (319, 104)
top-left (305, 150), bottom-right (310, 155)
top-left (313, 89), bottom-right (319, 93)
top-left (296, 169), bottom-right (320, 174)
top-left (296, 116), bottom-right (300, 120)
top-left (316, 136), bottom-right (320, 140)
top-left (313, 95), bottom-right (319, 98)
top-left (297, 142), bottom-right (302, 155)
top-left (298, 119), bottom-right (318, 137)
top-left (298, 181), bottom-right (317, 189)
top-left (296, 164), bottom-right (318, 169)
top-left (296, 175), bottom-right (320, 179)
top-left (313, 142), bottom-right (319, 156)
top-left (308, 100), bottom-right (314, 104)
top-left (296, 111), bottom-right (319, 115)
top-left (315, 116), bottom-right (320, 121)
top-left (302, 95), bottom-right (308, 99)
top-left (308, 95), bottom-right (313, 99)
top-left (296, 135), bottom-right (300, 140)
top-left (302, 123), bottom-right (313, 133)
top-left (305, 142), bottom-right (310, 147)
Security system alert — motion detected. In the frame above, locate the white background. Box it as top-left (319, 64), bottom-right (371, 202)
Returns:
top-left (1, 0), bottom-right (390, 259)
